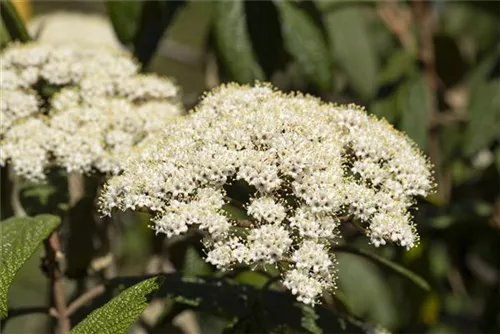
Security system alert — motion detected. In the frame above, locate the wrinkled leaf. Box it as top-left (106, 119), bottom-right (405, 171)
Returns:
top-left (71, 276), bottom-right (163, 334)
top-left (325, 6), bottom-right (378, 99)
top-left (0, 214), bottom-right (61, 318)
top-left (213, 0), bottom-right (264, 83)
top-left (0, 0), bottom-right (30, 42)
top-left (276, 1), bottom-right (333, 91)
top-left (401, 74), bottom-right (432, 150)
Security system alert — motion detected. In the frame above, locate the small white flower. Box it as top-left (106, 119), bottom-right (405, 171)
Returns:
top-left (100, 82), bottom-right (434, 305)
top-left (0, 42), bottom-right (183, 181)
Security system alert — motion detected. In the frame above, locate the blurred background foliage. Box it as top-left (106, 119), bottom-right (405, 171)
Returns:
top-left (1, 0), bottom-right (499, 333)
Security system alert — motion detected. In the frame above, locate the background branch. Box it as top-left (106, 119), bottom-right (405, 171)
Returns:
top-left (44, 232), bottom-right (70, 334)
top-left (8, 165), bottom-right (26, 217)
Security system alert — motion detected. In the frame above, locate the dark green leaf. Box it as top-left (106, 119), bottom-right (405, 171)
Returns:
top-left (106, 1), bottom-right (143, 47)
top-left (276, 1), bottom-right (333, 91)
top-left (379, 50), bottom-right (418, 85)
top-left (213, 0), bottom-right (264, 83)
top-left (245, 1), bottom-right (286, 77)
top-left (495, 147), bottom-right (500, 173)
top-left (333, 246), bottom-right (431, 291)
top-left (134, 1), bottom-right (185, 67)
top-left (71, 276), bottom-right (163, 334)
top-left (107, 1), bottom-right (184, 67)
top-left (371, 90), bottom-right (400, 123)
top-left (1, 19), bottom-right (11, 49)
top-left (0, 214), bottom-right (61, 318)
top-left (79, 274), bottom-right (365, 333)
top-left (325, 6), bottom-right (378, 99)
top-left (64, 198), bottom-right (98, 279)
top-left (401, 74), bottom-right (432, 150)
top-left (0, 0), bottom-right (30, 42)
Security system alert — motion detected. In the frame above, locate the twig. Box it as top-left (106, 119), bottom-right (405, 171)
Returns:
top-left (377, 0), bottom-right (415, 53)
top-left (412, 0), bottom-right (448, 202)
top-left (350, 220), bottom-right (368, 235)
top-left (234, 219), bottom-right (254, 228)
top-left (157, 39), bottom-right (205, 69)
top-left (67, 172), bottom-right (84, 207)
top-left (8, 165), bottom-right (26, 217)
top-left (65, 285), bottom-right (105, 317)
top-left (44, 232), bottom-right (70, 334)
top-left (205, 51), bottom-right (219, 89)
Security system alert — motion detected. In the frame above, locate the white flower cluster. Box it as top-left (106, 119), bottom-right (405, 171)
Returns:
top-left (0, 42), bottom-right (183, 180)
top-left (100, 83), bottom-right (434, 304)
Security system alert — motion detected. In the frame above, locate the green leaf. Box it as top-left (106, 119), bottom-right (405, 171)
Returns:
top-left (135, 1), bottom-right (185, 67)
top-left (379, 50), bottom-right (418, 85)
top-left (464, 54), bottom-right (500, 156)
top-left (183, 246), bottom-right (212, 277)
top-left (213, 0), bottom-right (265, 83)
top-left (333, 246), bottom-right (431, 292)
top-left (1, 19), bottom-right (11, 49)
top-left (0, 214), bottom-right (61, 318)
top-left (0, 0), bottom-right (30, 42)
top-left (401, 74), bottom-right (432, 150)
top-left (222, 203), bottom-right (251, 220)
top-left (106, 1), bottom-right (143, 46)
top-left (325, 6), bottom-right (378, 99)
top-left (336, 252), bottom-right (398, 328)
top-left (299, 303), bottom-right (322, 334)
top-left (276, 1), bottom-right (333, 91)
top-left (80, 273), bottom-right (365, 333)
top-left (371, 89), bottom-right (400, 124)
top-left (71, 276), bottom-right (163, 334)
top-left (107, 1), bottom-right (184, 67)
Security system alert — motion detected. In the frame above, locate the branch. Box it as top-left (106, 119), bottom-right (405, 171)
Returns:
top-left (377, 0), bottom-right (415, 53)
top-left (8, 165), bottom-right (26, 217)
top-left (412, 0), bottom-right (448, 202)
top-left (44, 232), bottom-right (70, 334)
top-left (157, 39), bottom-right (205, 68)
top-left (67, 172), bottom-right (84, 207)
top-left (66, 285), bottom-right (105, 317)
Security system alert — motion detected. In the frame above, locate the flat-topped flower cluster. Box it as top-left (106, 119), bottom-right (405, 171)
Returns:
top-left (0, 42), bottom-right (182, 180)
top-left (100, 83), bottom-right (434, 304)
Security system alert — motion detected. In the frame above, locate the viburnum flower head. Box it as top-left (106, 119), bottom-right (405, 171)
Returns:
top-left (0, 42), bottom-right (183, 180)
top-left (100, 83), bottom-right (434, 305)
